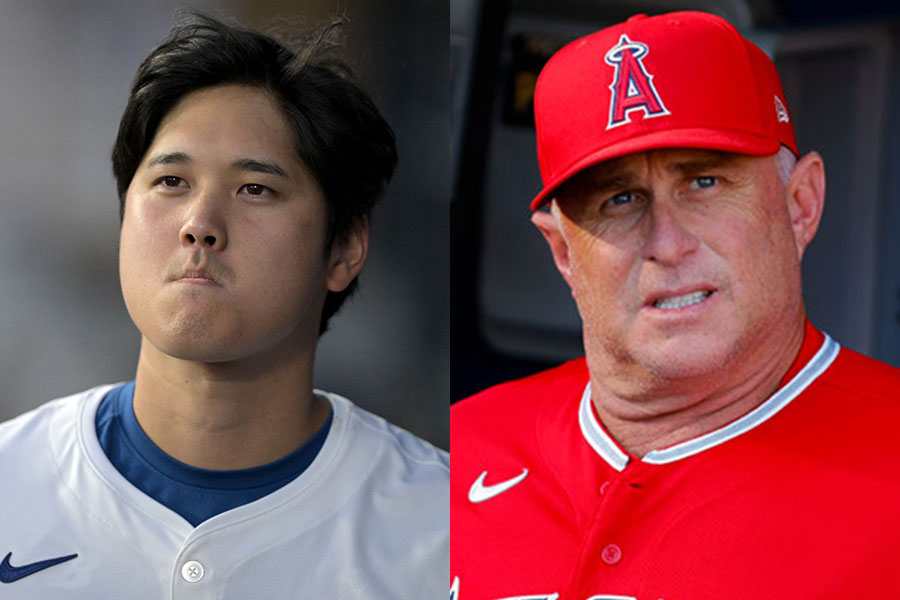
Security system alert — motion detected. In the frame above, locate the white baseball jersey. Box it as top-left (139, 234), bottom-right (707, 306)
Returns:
top-left (0, 384), bottom-right (448, 598)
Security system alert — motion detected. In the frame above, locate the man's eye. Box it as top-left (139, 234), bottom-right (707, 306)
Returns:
top-left (606, 191), bottom-right (636, 208)
top-left (240, 183), bottom-right (273, 196)
top-left (691, 176), bottom-right (717, 189)
top-left (157, 176), bottom-right (185, 187)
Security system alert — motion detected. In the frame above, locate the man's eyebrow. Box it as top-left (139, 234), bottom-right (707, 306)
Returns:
top-left (589, 173), bottom-right (637, 192)
top-left (571, 170), bottom-right (638, 196)
top-left (556, 168), bottom-right (636, 203)
top-left (146, 152), bottom-right (191, 168)
top-left (568, 155), bottom-right (640, 191)
top-left (143, 154), bottom-right (290, 180)
top-left (667, 153), bottom-right (739, 174)
top-left (232, 158), bottom-right (289, 179)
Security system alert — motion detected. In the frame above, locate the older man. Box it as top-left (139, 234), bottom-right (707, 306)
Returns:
top-left (451, 11), bottom-right (900, 600)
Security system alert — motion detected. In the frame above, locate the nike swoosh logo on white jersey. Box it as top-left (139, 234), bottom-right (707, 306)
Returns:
top-left (0, 552), bottom-right (78, 584)
top-left (468, 468), bottom-right (529, 503)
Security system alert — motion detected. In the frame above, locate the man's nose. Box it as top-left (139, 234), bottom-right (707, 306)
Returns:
top-left (178, 192), bottom-right (227, 251)
top-left (641, 199), bottom-right (699, 266)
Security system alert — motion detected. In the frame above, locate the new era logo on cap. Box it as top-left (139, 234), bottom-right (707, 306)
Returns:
top-left (774, 95), bottom-right (790, 123)
top-left (531, 11), bottom-right (798, 210)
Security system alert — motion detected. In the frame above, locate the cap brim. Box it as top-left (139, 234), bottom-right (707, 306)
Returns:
top-left (530, 128), bottom-right (782, 210)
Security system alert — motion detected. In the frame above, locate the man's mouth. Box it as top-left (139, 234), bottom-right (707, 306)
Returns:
top-left (652, 290), bottom-right (713, 310)
top-left (179, 269), bottom-right (217, 283)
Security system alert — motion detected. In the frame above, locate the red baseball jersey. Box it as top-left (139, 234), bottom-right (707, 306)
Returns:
top-left (451, 321), bottom-right (900, 599)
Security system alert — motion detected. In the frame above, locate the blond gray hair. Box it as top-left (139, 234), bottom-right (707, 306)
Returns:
top-left (775, 145), bottom-right (797, 184)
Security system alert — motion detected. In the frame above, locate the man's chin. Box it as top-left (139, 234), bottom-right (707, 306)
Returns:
top-left (629, 331), bottom-right (740, 381)
top-left (145, 334), bottom-right (240, 365)
top-left (641, 352), bottom-right (730, 381)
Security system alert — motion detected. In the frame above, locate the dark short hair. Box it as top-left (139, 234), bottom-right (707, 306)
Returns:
top-left (111, 13), bottom-right (398, 334)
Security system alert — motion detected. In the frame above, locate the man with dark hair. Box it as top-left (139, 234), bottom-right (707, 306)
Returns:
top-left (451, 11), bottom-right (900, 600)
top-left (112, 15), bottom-right (397, 334)
top-left (0, 13), bottom-right (447, 598)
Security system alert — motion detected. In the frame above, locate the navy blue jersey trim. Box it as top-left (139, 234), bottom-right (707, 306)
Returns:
top-left (96, 381), bottom-right (332, 526)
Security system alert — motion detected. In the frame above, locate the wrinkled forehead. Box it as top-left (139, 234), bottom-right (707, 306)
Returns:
top-left (579, 148), bottom-right (745, 181)
top-left (555, 149), bottom-right (757, 199)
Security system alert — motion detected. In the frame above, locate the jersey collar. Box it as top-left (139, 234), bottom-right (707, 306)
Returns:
top-left (578, 331), bottom-right (840, 472)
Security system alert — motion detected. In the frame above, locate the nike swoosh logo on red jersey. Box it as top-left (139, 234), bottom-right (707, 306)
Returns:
top-left (468, 468), bottom-right (529, 503)
top-left (451, 577), bottom-right (557, 600)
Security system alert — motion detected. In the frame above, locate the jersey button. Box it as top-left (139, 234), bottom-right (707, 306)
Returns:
top-left (600, 480), bottom-right (611, 495)
top-left (601, 544), bottom-right (622, 565)
top-left (182, 560), bottom-right (205, 583)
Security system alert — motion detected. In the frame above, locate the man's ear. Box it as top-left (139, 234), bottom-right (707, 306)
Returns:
top-left (785, 151), bottom-right (826, 260)
top-left (326, 217), bottom-right (369, 293)
top-left (531, 200), bottom-right (576, 292)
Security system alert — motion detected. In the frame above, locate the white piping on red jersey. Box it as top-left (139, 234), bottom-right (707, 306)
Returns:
top-left (579, 385), bottom-right (631, 471)
top-left (579, 333), bottom-right (840, 471)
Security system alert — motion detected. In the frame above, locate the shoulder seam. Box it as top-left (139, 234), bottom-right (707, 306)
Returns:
top-left (352, 409), bottom-right (449, 473)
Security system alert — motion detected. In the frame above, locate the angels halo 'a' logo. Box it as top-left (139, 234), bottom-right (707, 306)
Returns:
top-left (604, 34), bottom-right (670, 130)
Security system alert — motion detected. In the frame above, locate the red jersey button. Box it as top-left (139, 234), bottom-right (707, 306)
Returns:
top-left (600, 481), bottom-right (610, 495)
top-left (601, 544), bottom-right (622, 565)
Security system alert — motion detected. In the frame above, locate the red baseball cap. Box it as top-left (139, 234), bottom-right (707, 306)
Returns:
top-left (531, 11), bottom-right (797, 210)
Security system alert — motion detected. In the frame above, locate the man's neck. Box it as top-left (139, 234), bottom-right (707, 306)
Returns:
top-left (131, 338), bottom-right (329, 471)
top-left (589, 321), bottom-right (806, 459)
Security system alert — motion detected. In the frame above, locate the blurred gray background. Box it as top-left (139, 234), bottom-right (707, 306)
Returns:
top-left (0, 0), bottom-right (449, 448)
